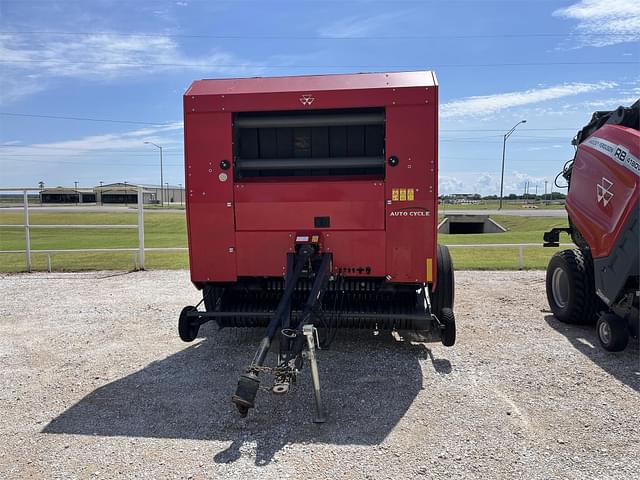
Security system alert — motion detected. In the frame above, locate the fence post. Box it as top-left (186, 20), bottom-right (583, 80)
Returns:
top-left (518, 245), bottom-right (525, 270)
top-left (137, 186), bottom-right (145, 270)
top-left (23, 190), bottom-right (31, 272)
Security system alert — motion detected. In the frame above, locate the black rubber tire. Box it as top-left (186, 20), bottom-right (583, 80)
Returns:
top-left (546, 249), bottom-right (599, 325)
top-left (596, 313), bottom-right (629, 352)
top-left (429, 244), bottom-right (455, 320)
top-left (178, 305), bottom-right (199, 342)
top-left (440, 307), bottom-right (456, 347)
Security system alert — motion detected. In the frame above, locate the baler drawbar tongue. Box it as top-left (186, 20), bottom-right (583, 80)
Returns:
top-left (232, 244), bottom-right (331, 422)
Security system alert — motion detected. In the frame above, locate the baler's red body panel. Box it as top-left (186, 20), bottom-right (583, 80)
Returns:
top-left (234, 180), bottom-right (385, 231)
top-left (184, 112), bottom-right (236, 281)
top-left (184, 72), bottom-right (439, 286)
top-left (566, 124), bottom-right (640, 259)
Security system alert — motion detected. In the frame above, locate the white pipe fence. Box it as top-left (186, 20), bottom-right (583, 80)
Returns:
top-left (0, 187), bottom-right (148, 272)
top-left (446, 243), bottom-right (574, 270)
top-left (1, 189), bottom-right (573, 272)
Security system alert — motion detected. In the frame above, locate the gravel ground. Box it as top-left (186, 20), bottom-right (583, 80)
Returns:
top-left (1, 270), bottom-right (638, 479)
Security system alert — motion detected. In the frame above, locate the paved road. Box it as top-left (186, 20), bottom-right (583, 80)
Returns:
top-left (441, 209), bottom-right (567, 217)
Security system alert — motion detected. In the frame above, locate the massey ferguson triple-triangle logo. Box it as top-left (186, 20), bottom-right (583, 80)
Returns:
top-left (299, 94), bottom-right (315, 106)
top-left (596, 177), bottom-right (614, 207)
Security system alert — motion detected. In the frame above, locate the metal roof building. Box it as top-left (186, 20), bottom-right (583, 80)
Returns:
top-left (38, 183), bottom-right (185, 205)
top-left (40, 187), bottom-right (96, 204)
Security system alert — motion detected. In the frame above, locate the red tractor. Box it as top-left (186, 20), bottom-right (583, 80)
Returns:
top-left (544, 100), bottom-right (639, 351)
top-left (179, 71), bottom-right (455, 420)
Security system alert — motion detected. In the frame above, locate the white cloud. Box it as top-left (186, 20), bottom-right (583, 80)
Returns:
top-left (439, 176), bottom-right (465, 194)
top-left (581, 92), bottom-right (640, 108)
top-left (553, 0), bottom-right (640, 47)
top-left (441, 81), bottom-right (617, 119)
top-left (0, 122), bottom-right (183, 161)
top-left (437, 171), bottom-right (557, 196)
top-left (0, 122), bottom-right (188, 186)
top-left (475, 173), bottom-right (496, 189)
top-left (509, 171), bottom-right (551, 195)
top-left (318, 11), bottom-right (412, 38)
top-left (0, 32), bottom-right (263, 104)
top-left (527, 144), bottom-right (564, 152)
top-left (0, 74), bottom-right (47, 104)
top-left (439, 172), bottom-right (500, 196)
top-left (1, 33), bottom-right (257, 77)
top-left (519, 82), bottom-right (639, 116)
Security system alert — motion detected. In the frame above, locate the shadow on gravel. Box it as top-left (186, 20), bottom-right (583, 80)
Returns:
top-left (43, 323), bottom-right (448, 465)
top-left (544, 315), bottom-right (640, 392)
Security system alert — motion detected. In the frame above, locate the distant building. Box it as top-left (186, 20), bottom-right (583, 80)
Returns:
top-left (39, 183), bottom-right (185, 205)
top-left (440, 193), bottom-right (481, 205)
top-left (96, 183), bottom-right (156, 204)
top-left (40, 187), bottom-right (96, 204)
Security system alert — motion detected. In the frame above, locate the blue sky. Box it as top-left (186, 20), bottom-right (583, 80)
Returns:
top-left (0, 0), bottom-right (638, 195)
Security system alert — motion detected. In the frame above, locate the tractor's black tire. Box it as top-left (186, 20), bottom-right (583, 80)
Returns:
top-left (430, 244), bottom-right (455, 320)
top-left (596, 313), bottom-right (629, 352)
top-left (546, 249), bottom-right (599, 325)
top-left (178, 305), bottom-right (199, 342)
top-left (440, 307), bottom-right (456, 347)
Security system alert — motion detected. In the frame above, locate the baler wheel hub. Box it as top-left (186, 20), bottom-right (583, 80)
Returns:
top-left (596, 313), bottom-right (630, 352)
top-left (551, 267), bottom-right (570, 308)
top-left (598, 320), bottom-right (612, 344)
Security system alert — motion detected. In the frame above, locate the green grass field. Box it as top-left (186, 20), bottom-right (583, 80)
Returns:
top-left (0, 211), bottom-right (570, 272)
top-left (439, 215), bottom-right (569, 269)
top-left (0, 211), bottom-right (188, 272)
top-left (439, 201), bottom-right (565, 210)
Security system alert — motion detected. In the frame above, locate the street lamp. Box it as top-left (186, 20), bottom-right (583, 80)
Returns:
top-left (144, 141), bottom-right (164, 207)
top-left (499, 120), bottom-right (527, 210)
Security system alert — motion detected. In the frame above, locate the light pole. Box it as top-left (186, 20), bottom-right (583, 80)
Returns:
top-left (178, 183), bottom-right (183, 207)
top-left (144, 141), bottom-right (164, 206)
top-left (544, 180), bottom-right (548, 205)
top-left (499, 120), bottom-right (526, 210)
